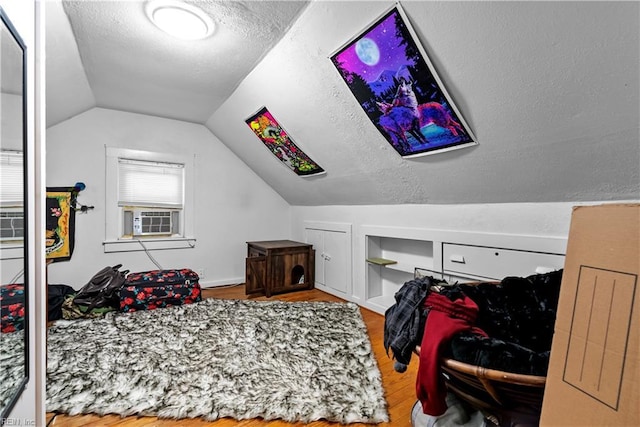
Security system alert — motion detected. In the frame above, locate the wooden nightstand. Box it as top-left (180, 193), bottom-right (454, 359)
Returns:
top-left (245, 240), bottom-right (315, 297)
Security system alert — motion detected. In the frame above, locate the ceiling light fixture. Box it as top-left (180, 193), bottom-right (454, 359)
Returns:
top-left (145, 0), bottom-right (215, 40)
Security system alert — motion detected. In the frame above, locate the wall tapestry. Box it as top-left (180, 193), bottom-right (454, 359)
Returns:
top-left (330, 5), bottom-right (477, 158)
top-left (45, 187), bottom-right (76, 262)
top-left (245, 107), bottom-right (325, 177)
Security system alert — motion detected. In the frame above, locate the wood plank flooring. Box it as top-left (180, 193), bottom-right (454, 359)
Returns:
top-left (46, 285), bottom-right (418, 427)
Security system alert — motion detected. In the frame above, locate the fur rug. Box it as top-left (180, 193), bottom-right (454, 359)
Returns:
top-left (0, 330), bottom-right (25, 409)
top-left (46, 298), bottom-right (389, 424)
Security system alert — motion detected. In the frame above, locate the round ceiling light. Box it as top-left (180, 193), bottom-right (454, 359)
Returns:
top-left (145, 0), bottom-right (215, 40)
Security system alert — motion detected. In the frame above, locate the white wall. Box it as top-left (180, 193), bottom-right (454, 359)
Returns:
top-left (46, 108), bottom-right (291, 289)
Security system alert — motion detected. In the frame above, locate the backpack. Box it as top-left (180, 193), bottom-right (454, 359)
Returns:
top-left (73, 264), bottom-right (129, 312)
top-left (48, 283), bottom-right (76, 321)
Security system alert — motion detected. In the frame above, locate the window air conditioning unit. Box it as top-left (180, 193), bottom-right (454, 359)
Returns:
top-left (0, 209), bottom-right (24, 241)
top-left (123, 209), bottom-right (179, 237)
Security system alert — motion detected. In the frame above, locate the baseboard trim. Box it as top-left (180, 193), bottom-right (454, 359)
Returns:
top-left (200, 277), bottom-right (244, 288)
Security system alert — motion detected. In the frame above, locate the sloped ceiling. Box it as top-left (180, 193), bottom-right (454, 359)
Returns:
top-left (46, 1), bottom-right (640, 206)
top-left (46, 0), bottom-right (310, 126)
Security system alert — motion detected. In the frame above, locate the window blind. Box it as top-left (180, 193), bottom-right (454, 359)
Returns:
top-left (118, 158), bottom-right (184, 208)
top-left (0, 151), bottom-right (24, 206)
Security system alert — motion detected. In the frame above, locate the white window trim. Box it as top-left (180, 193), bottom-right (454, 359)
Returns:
top-left (104, 147), bottom-right (196, 252)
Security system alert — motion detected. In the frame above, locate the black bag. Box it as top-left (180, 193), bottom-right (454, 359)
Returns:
top-left (73, 264), bottom-right (128, 311)
top-left (48, 284), bottom-right (76, 321)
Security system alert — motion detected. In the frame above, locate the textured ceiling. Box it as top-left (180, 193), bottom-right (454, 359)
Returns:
top-left (45, 0), bottom-right (309, 127)
top-left (45, 1), bottom-right (640, 206)
top-left (206, 1), bottom-right (640, 205)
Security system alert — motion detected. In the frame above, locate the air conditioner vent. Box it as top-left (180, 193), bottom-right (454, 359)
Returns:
top-left (124, 209), bottom-right (179, 236)
top-left (0, 210), bottom-right (24, 241)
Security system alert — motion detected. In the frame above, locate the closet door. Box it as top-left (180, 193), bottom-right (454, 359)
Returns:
top-left (304, 223), bottom-right (351, 298)
top-left (323, 230), bottom-right (348, 294)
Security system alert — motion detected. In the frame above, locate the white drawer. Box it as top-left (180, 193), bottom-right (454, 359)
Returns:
top-left (443, 243), bottom-right (565, 280)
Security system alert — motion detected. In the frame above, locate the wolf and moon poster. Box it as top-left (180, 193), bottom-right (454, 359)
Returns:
top-left (331, 5), bottom-right (476, 158)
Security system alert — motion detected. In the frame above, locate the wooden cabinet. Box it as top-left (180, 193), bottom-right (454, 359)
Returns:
top-left (245, 240), bottom-right (315, 297)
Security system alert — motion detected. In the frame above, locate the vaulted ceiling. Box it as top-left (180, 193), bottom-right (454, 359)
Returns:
top-left (45, 0), bottom-right (309, 127)
top-left (46, 1), bottom-right (640, 206)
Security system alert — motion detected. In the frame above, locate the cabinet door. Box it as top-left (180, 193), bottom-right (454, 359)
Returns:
top-left (305, 228), bottom-right (325, 286)
top-left (270, 252), bottom-right (310, 294)
top-left (323, 230), bottom-right (348, 293)
top-left (245, 256), bottom-right (266, 295)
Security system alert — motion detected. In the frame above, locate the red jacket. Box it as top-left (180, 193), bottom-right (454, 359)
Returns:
top-left (416, 292), bottom-right (487, 416)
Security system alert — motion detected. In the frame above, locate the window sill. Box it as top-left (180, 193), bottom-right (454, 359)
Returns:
top-left (0, 243), bottom-right (24, 260)
top-left (103, 237), bottom-right (196, 253)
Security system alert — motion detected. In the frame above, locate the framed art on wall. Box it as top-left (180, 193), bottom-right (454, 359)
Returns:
top-left (330, 4), bottom-right (477, 158)
top-left (246, 107), bottom-right (325, 177)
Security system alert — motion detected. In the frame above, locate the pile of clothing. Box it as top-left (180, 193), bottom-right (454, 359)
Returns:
top-left (384, 270), bottom-right (563, 417)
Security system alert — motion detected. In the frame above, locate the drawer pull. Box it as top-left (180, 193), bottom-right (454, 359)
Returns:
top-left (450, 254), bottom-right (466, 264)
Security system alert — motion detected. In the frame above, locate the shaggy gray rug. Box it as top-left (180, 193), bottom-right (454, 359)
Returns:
top-left (46, 298), bottom-right (388, 423)
top-left (0, 330), bottom-right (25, 410)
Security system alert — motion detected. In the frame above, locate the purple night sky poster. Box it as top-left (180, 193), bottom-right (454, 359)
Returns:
top-left (331, 6), bottom-right (476, 157)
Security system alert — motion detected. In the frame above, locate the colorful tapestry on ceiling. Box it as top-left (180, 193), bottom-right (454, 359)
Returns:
top-left (330, 5), bottom-right (477, 158)
top-left (245, 107), bottom-right (325, 177)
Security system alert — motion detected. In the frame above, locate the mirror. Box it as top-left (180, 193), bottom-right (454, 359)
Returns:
top-left (0, 5), bottom-right (28, 418)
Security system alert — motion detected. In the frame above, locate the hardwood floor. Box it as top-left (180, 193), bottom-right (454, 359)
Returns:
top-left (46, 285), bottom-right (418, 427)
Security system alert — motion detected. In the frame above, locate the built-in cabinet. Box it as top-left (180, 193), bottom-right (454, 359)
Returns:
top-left (304, 222), bottom-right (352, 298)
top-left (293, 222), bottom-right (567, 315)
top-left (362, 226), bottom-right (566, 314)
top-left (365, 235), bottom-right (434, 311)
top-left (442, 243), bottom-right (565, 280)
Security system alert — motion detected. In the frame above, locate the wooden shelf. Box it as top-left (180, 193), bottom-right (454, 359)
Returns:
top-left (366, 257), bottom-right (398, 266)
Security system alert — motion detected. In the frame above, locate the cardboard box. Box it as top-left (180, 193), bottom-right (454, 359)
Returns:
top-left (541, 204), bottom-right (639, 426)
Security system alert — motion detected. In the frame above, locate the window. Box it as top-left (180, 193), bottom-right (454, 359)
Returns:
top-left (118, 158), bottom-right (184, 208)
top-left (118, 158), bottom-right (184, 237)
top-left (105, 148), bottom-right (195, 251)
top-left (0, 150), bottom-right (24, 242)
